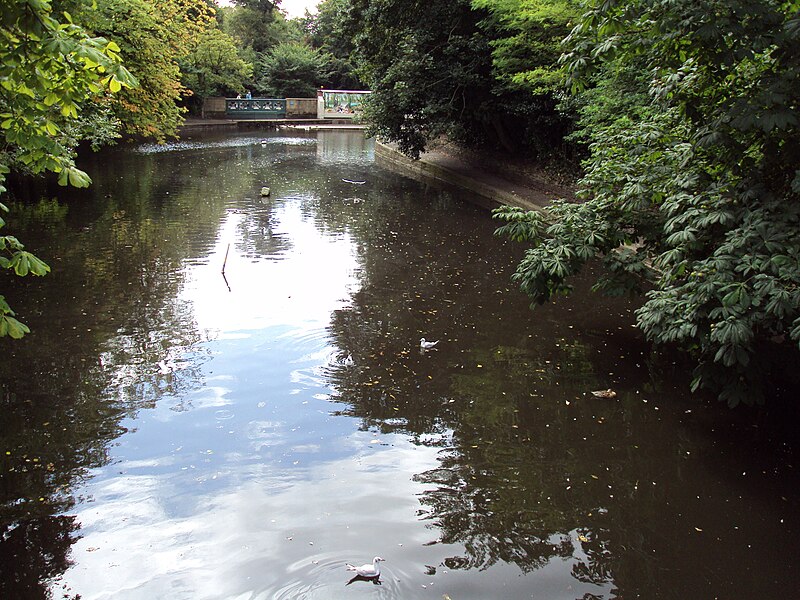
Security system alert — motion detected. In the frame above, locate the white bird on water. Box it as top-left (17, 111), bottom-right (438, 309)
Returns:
top-left (157, 359), bottom-right (177, 374)
top-left (344, 354), bottom-right (354, 367)
top-left (346, 556), bottom-right (385, 578)
top-left (420, 338), bottom-right (439, 350)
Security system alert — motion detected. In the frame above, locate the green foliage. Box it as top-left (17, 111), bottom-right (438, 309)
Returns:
top-left (346, 0), bottom-right (576, 158)
top-left (219, 2), bottom-right (306, 95)
top-left (232, 0), bottom-right (279, 11)
top-left (472, 0), bottom-right (578, 95)
top-left (180, 27), bottom-right (253, 99)
top-left (0, 293), bottom-right (30, 338)
top-left (78, 0), bottom-right (215, 140)
top-left (0, 0), bottom-right (134, 338)
top-left (307, 0), bottom-right (363, 89)
top-left (345, 0), bottom-right (498, 157)
top-left (497, 0), bottom-right (800, 406)
top-left (222, 2), bottom-right (294, 54)
top-left (256, 42), bottom-right (327, 98)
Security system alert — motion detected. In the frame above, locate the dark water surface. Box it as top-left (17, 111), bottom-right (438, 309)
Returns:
top-left (1, 129), bottom-right (798, 599)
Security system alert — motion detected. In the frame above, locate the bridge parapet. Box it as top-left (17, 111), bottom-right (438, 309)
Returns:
top-left (225, 98), bottom-right (287, 119)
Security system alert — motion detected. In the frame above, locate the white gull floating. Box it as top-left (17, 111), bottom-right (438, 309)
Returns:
top-left (346, 556), bottom-right (385, 578)
top-left (419, 338), bottom-right (439, 350)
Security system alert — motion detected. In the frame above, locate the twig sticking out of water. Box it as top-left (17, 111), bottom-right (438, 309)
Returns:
top-left (221, 243), bottom-right (232, 292)
top-left (222, 243), bottom-right (230, 274)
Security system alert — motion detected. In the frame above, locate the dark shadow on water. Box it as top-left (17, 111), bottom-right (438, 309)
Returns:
top-left (345, 574), bottom-right (382, 586)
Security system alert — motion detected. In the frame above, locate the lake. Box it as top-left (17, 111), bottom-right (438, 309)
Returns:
top-left (1, 128), bottom-right (798, 599)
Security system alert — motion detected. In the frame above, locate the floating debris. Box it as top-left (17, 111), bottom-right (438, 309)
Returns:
top-left (591, 389), bottom-right (617, 398)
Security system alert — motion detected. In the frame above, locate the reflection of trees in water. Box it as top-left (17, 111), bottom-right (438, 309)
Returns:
top-left (233, 197), bottom-right (294, 261)
top-left (98, 298), bottom-right (210, 413)
top-left (319, 182), bottom-right (688, 590)
top-left (413, 452), bottom-right (577, 574)
top-left (0, 155), bottom-right (222, 597)
top-left (410, 349), bottom-right (622, 581)
top-left (0, 514), bottom-right (80, 600)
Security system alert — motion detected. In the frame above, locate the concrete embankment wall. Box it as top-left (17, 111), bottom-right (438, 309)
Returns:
top-left (286, 98), bottom-right (317, 117)
top-left (374, 141), bottom-right (548, 213)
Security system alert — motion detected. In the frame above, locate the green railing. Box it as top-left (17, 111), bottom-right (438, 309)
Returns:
top-left (225, 98), bottom-right (287, 119)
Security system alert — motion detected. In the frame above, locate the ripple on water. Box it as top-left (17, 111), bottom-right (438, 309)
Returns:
top-left (266, 554), bottom-right (406, 599)
top-left (133, 136), bottom-right (317, 154)
top-left (259, 136), bottom-right (318, 146)
top-left (278, 327), bottom-right (331, 347)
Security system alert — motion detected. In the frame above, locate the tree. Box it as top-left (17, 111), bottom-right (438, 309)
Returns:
top-left (219, 0), bottom-right (303, 95)
top-left (346, 0), bottom-right (575, 158)
top-left (0, 0), bottom-right (135, 338)
top-left (222, 1), bottom-right (297, 54)
top-left (78, 0), bottom-right (215, 140)
top-left (232, 0), bottom-right (279, 10)
top-left (471, 0), bottom-right (579, 157)
top-left (495, 0), bottom-right (800, 406)
top-left (472, 0), bottom-right (577, 94)
top-left (180, 27), bottom-right (253, 101)
top-left (307, 0), bottom-right (363, 89)
top-left (256, 42), bottom-right (327, 98)
top-left (345, 0), bottom-right (499, 157)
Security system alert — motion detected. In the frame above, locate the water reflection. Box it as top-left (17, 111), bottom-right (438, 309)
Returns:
top-left (0, 129), bottom-right (798, 600)
top-left (59, 436), bottom-right (440, 599)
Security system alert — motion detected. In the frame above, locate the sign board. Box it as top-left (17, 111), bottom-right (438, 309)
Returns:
top-left (317, 90), bottom-right (371, 119)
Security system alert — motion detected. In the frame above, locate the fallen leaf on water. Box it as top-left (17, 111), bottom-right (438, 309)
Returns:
top-left (591, 389), bottom-right (617, 398)
top-left (578, 534), bottom-right (589, 543)
top-left (694, 527), bottom-right (703, 532)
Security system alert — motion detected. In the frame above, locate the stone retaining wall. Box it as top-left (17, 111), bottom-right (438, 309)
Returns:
top-left (374, 142), bottom-right (547, 212)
